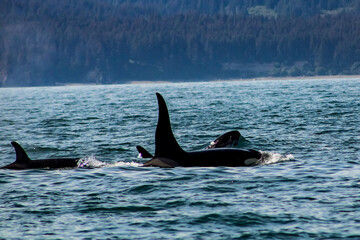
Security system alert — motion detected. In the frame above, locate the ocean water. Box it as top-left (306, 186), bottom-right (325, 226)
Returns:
top-left (0, 78), bottom-right (359, 239)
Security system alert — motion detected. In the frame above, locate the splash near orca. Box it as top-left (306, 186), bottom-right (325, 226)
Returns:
top-left (143, 93), bottom-right (263, 167)
top-left (137, 130), bottom-right (242, 158)
top-left (0, 142), bottom-right (80, 170)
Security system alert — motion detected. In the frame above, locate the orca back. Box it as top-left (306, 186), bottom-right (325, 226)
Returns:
top-left (206, 130), bottom-right (241, 149)
top-left (1, 142), bottom-right (79, 170)
top-left (151, 93), bottom-right (263, 167)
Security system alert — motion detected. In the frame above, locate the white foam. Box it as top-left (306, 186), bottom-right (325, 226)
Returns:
top-left (111, 161), bottom-right (143, 167)
top-left (260, 151), bottom-right (294, 165)
top-left (78, 156), bottom-right (142, 168)
top-left (77, 156), bottom-right (106, 168)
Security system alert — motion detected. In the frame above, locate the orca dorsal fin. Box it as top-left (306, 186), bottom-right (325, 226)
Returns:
top-left (136, 145), bottom-right (153, 158)
top-left (11, 142), bottom-right (31, 163)
top-left (155, 93), bottom-right (185, 159)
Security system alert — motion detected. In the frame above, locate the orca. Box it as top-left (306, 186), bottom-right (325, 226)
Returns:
top-left (0, 142), bottom-right (80, 170)
top-left (137, 130), bottom-right (242, 158)
top-left (205, 130), bottom-right (242, 149)
top-left (143, 93), bottom-right (263, 167)
top-left (136, 145), bottom-right (154, 158)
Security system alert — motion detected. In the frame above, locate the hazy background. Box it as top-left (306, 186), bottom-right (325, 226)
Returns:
top-left (1, 0), bottom-right (360, 87)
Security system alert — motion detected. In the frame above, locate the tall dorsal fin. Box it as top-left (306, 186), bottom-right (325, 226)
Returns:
top-left (155, 93), bottom-right (185, 159)
top-left (11, 142), bottom-right (31, 163)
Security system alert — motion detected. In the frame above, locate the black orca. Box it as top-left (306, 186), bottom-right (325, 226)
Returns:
top-left (136, 145), bottom-right (154, 158)
top-left (137, 130), bottom-right (242, 158)
top-left (205, 130), bottom-right (242, 149)
top-left (0, 142), bottom-right (80, 170)
top-left (143, 93), bottom-right (263, 167)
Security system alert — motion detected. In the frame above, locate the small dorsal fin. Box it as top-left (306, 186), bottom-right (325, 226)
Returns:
top-left (136, 145), bottom-right (153, 158)
top-left (11, 142), bottom-right (31, 163)
top-left (155, 93), bottom-right (185, 159)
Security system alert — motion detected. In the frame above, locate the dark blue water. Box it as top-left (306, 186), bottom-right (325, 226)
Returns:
top-left (0, 78), bottom-right (359, 239)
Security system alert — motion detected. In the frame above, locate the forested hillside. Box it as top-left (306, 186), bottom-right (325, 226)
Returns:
top-left (1, 0), bottom-right (360, 86)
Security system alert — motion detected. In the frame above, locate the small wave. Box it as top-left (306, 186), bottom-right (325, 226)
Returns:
top-left (78, 156), bottom-right (142, 168)
top-left (259, 151), bottom-right (294, 165)
top-left (111, 161), bottom-right (143, 167)
top-left (77, 156), bottom-right (107, 168)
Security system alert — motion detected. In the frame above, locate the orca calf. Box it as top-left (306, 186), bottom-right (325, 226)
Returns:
top-left (137, 130), bottom-right (242, 158)
top-left (143, 93), bottom-right (262, 167)
top-left (0, 142), bottom-right (80, 170)
top-left (205, 130), bottom-right (242, 149)
top-left (136, 145), bottom-right (154, 158)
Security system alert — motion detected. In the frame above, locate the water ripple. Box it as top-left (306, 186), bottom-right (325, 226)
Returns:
top-left (1, 79), bottom-right (360, 239)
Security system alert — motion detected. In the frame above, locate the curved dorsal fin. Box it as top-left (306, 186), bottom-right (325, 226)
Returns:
top-left (11, 142), bottom-right (31, 163)
top-left (136, 145), bottom-right (153, 158)
top-left (155, 93), bottom-right (185, 159)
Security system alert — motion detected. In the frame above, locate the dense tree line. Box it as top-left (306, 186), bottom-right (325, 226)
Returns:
top-left (4, 0), bottom-right (360, 18)
top-left (1, 0), bottom-right (360, 86)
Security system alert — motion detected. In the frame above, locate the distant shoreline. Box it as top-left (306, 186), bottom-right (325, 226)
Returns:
top-left (127, 74), bottom-right (360, 85)
top-left (244, 74), bottom-right (360, 81)
top-left (2, 75), bottom-right (360, 88)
